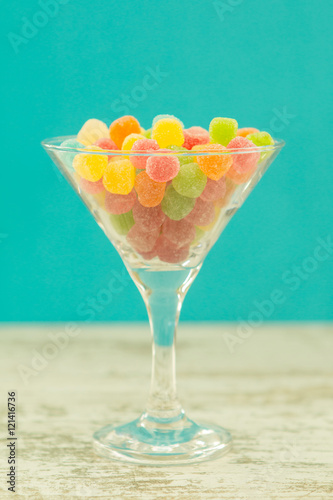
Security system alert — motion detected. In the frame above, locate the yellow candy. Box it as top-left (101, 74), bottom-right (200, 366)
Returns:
top-left (121, 133), bottom-right (145, 151)
top-left (77, 119), bottom-right (109, 146)
top-left (103, 159), bottom-right (135, 195)
top-left (73, 146), bottom-right (108, 182)
top-left (152, 118), bottom-right (184, 148)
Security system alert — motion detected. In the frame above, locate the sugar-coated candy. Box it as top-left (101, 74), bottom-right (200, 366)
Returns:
top-left (196, 143), bottom-right (233, 180)
top-left (168, 146), bottom-right (194, 166)
top-left (200, 176), bottom-right (226, 202)
top-left (104, 190), bottom-right (136, 214)
top-left (161, 185), bottom-right (195, 221)
top-left (135, 171), bottom-right (166, 207)
top-left (197, 205), bottom-right (221, 231)
top-left (58, 139), bottom-right (84, 170)
top-left (146, 150), bottom-right (180, 183)
top-left (103, 159), bottom-right (135, 195)
top-left (127, 225), bottom-right (160, 253)
top-left (193, 226), bottom-right (205, 244)
top-left (77, 119), bottom-right (110, 146)
top-left (182, 126), bottom-right (210, 150)
top-left (172, 162), bottom-right (207, 198)
top-left (185, 197), bottom-right (215, 226)
top-left (246, 131), bottom-right (274, 161)
top-left (155, 235), bottom-right (190, 264)
top-left (73, 146), bottom-right (108, 182)
top-left (139, 247), bottom-right (158, 260)
top-left (152, 118), bottom-right (184, 148)
top-left (110, 211), bottom-right (135, 235)
top-left (93, 137), bottom-right (118, 161)
top-left (227, 136), bottom-right (260, 173)
top-left (143, 128), bottom-right (152, 139)
top-left (214, 177), bottom-right (236, 208)
top-left (162, 218), bottom-right (196, 246)
top-left (121, 133), bottom-right (145, 151)
top-left (152, 115), bottom-right (184, 128)
top-left (132, 201), bottom-right (165, 231)
top-left (226, 163), bottom-right (257, 184)
top-left (209, 117), bottom-right (238, 146)
top-left (79, 177), bottom-right (105, 195)
top-left (237, 127), bottom-right (259, 138)
top-left (109, 115), bottom-right (141, 149)
top-left (130, 139), bottom-right (160, 169)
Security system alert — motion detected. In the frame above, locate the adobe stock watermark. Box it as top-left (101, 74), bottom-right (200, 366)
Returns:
top-left (8, 0), bottom-right (70, 54)
top-left (223, 235), bottom-right (333, 353)
top-left (17, 268), bottom-right (130, 385)
top-left (267, 106), bottom-right (297, 136)
top-left (213, 0), bottom-right (244, 22)
top-left (110, 66), bottom-right (169, 115)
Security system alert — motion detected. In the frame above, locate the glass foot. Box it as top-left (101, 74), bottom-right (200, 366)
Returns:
top-left (93, 411), bottom-right (232, 465)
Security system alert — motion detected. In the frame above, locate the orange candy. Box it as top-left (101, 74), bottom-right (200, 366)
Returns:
top-left (135, 171), bottom-right (166, 208)
top-left (196, 144), bottom-right (232, 181)
top-left (109, 116), bottom-right (141, 149)
top-left (237, 127), bottom-right (259, 138)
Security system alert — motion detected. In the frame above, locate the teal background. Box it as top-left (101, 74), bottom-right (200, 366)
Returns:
top-left (1, 0), bottom-right (332, 322)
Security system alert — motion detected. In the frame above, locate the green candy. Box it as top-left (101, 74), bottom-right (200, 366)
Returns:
top-left (110, 211), bottom-right (134, 235)
top-left (246, 131), bottom-right (274, 161)
top-left (209, 117), bottom-right (238, 146)
top-left (172, 162), bottom-right (207, 198)
top-left (161, 186), bottom-right (195, 221)
top-left (169, 145), bottom-right (193, 166)
top-left (193, 227), bottom-right (205, 244)
top-left (143, 128), bottom-right (152, 139)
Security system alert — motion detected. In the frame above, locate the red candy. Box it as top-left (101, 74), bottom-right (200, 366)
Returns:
top-left (185, 198), bottom-right (215, 226)
top-left (79, 177), bottom-right (105, 195)
top-left (182, 126), bottom-right (210, 150)
top-left (155, 235), bottom-right (190, 264)
top-left (200, 176), bottom-right (227, 202)
top-left (104, 190), bottom-right (136, 214)
top-left (227, 136), bottom-right (260, 174)
top-left (126, 225), bottom-right (160, 253)
top-left (162, 218), bottom-right (196, 247)
top-left (130, 139), bottom-right (160, 169)
top-left (146, 150), bottom-right (180, 183)
top-left (132, 201), bottom-right (165, 231)
top-left (94, 137), bottom-right (118, 161)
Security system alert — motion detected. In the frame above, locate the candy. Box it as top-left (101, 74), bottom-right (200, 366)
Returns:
top-left (168, 145), bottom-right (193, 166)
top-left (246, 131), bottom-right (274, 161)
top-left (200, 176), bottom-right (226, 202)
top-left (104, 190), bottom-right (136, 214)
top-left (227, 136), bottom-right (260, 173)
top-left (162, 218), bottom-right (196, 246)
top-left (135, 171), bottom-right (166, 207)
top-left (237, 127), bottom-right (259, 138)
top-left (152, 118), bottom-right (184, 148)
top-left (109, 115), bottom-right (141, 149)
top-left (58, 139), bottom-right (84, 171)
top-left (103, 159), bottom-right (135, 195)
top-left (73, 146), bottom-right (108, 182)
top-left (77, 119), bottom-right (109, 146)
top-left (226, 163), bottom-right (257, 184)
top-left (139, 247), bottom-right (158, 260)
top-left (146, 150), bottom-right (180, 182)
top-left (110, 211), bottom-right (135, 235)
top-left (193, 226), bottom-right (205, 244)
top-left (127, 225), bottom-right (160, 253)
top-left (161, 185), bottom-right (195, 221)
top-left (130, 139), bottom-right (160, 169)
top-left (196, 143), bottom-right (233, 180)
top-left (132, 201), bottom-right (165, 231)
top-left (155, 235), bottom-right (190, 264)
top-left (93, 137), bottom-right (118, 161)
top-left (185, 197), bottom-right (215, 226)
top-left (197, 205), bottom-right (221, 231)
top-left (182, 126), bottom-right (210, 150)
top-left (172, 162), bottom-right (207, 198)
top-left (209, 117), bottom-right (238, 146)
top-left (214, 177), bottom-right (236, 208)
top-left (152, 114), bottom-right (184, 128)
top-left (79, 177), bottom-right (105, 195)
top-left (143, 128), bottom-right (152, 139)
top-left (121, 133), bottom-right (145, 151)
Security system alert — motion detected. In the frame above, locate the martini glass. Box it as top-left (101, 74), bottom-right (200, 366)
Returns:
top-left (42, 136), bottom-right (284, 464)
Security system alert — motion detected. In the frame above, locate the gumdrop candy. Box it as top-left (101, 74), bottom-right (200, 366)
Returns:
top-left (104, 190), bottom-right (136, 214)
top-left (226, 163), bottom-right (257, 185)
top-left (200, 176), bottom-right (226, 202)
top-left (185, 197), bottom-right (215, 226)
top-left (146, 150), bottom-right (180, 182)
top-left (121, 133), bottom-right (145, 151)
top-left (152, 114), bottom-right (184, 128)
top-left (79, 177), bottom-right (105, 195)
top-left (130, 139), bottom-right (160, 169)
top-left (110, 211), bottom-right (135, 235)
top-left (237, 127), bottom-right (259, 138)
top-left (162, 218), bottom-right (196, 246)
top-left (77, 119), bottom-right (110, 146)
top-left (227, 136), bottom-right (260, 173)
top-left (214, 177), bottom-right (236, 208)
top-left (132, 201), bottom-right (165, 231)
top-left (135, 171), bottom-right (166, 207)
top-left (155, 235), bottom-right (190, 264)
top-left (93, 137), bottom-right (118, 161)
top-left (168, 145), bottom-right (194, 166)
top-left (73, 146), bottom-right (108, 182)
top-left (127, 225), bottom-right (160, 253)
top-left (197, 205), bottom-right (221, 231)
top-left (103, 159), bottom-right (135, 195)
top-left (172, 162), bottom-right (207, 198)
top-left (109, 115), bottom-right (141, 149)
top-left (209, 117), bottom-right (238, 146)
top-left (196, 143), bottom-right (232, 180)
top-left (58, 139), bottom-right (84, 171)
top-left (182, 126), bottom-right (210, 150)
top-left (192, 226), bottom-right (205, 244)
top-left (143, 128), bottom-right (152, 139)
top-left (152, 118), bottom-right (184, 148)
top-left (161, 185), bottom-right (196, 221)
top-left (246, 131), bottom-right (274, 161)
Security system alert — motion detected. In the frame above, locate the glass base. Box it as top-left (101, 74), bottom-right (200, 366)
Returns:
top-left (93, 410), bottom-right (232, 465)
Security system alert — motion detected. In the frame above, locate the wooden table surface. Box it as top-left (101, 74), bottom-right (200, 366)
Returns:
top-left (0, 324), bottom-right (332, 500)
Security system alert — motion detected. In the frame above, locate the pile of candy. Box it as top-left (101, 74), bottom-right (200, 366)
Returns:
top-left (61, 115), bottom-right (274, 264)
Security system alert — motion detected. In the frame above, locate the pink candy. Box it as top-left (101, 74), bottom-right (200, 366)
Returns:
top-left (227, 136), bottom-right (260, 173)
top-left (200, 176), bottom-right (227, 202)
top-left (146, 150), bottom-right (180, 182)
top-left (79, 177), bottom-right (105, 195)
top-left (94, 137), bottom-right (118, 161)
top-left (132, 201), bottom-right (165, 231)
top-left (104, 190), bottom-right (136, 214)
top-left (182, 126), bottom-right (210, 150)
top-left (185, 198), bottom-right (215, 226)
top-left (155, 235), bottom-right (190, 264)
top-left (162, 218), bottom-right (195, 247)
top-left (130, 139), bottom-right (160, 169)
top-left (126, 225), bottom-right (160, 253)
